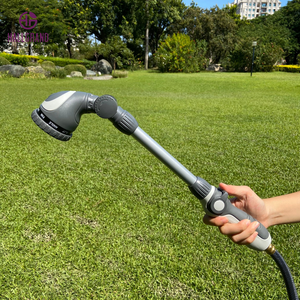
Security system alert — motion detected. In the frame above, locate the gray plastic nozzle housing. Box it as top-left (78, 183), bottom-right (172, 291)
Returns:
top-left (31, 91), bottom-right (97, 141)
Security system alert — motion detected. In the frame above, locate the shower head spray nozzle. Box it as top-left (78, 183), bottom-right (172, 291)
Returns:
top-left (31, 91), bottom-right (138, 141)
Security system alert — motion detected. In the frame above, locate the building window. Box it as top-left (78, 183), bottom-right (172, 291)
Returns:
top-left (273, 9), bottom-right (276, 12)
top-left (269, 9), bottom-right (271, 12)
top-left (262, 3), bottom-right (267, 7)
top-left (269, 3), bottom-right (271, 6)
top-left (274, 3), bottom-right (276, 6)
top-left (253, 9), bottom-right (255, 11)
top-left (248, 14), bottom-right (251, 17)
top-left (252, 14), bottom-right (255, 17)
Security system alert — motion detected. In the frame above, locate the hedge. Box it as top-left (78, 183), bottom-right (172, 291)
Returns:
top-left (37, 56), bottom-right (89, 67)
top-left (0, 53), bottom-right (30, 66)
top-left (274, 65), bottom-right (300, 73)
top-left (0, 53), bottom-right (94, 68)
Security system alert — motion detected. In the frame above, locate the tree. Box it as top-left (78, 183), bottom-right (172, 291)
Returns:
top-left (61, 0), bottom-right (91, 58)
top-left (127, 0), bottom-right (184, 68)
top-left (170, 4), bottom-right (238, 63)
top-left (222, 21), bottom-right (287, 71)
top-left (0, 0), bottom-right (26, 53)
top-left (268, 0), bottom-right (300, 64)
top-left (146, 0), bottom-right (184, 55)
top-left (87, 0), bottom-right (138, 44)
top-left (98, 36), bottom-right (134, 71)
top-left (79, 0), bottom-right (184, 68)
top-left (250, 15), bottom-right (297, 63)
top-left (31, 0), bottom-right (67, 56)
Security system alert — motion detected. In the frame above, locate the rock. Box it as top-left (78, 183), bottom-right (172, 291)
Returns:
top-left (0, 65), bottom-right (25, 78)
top-left (66, 75), bottom-right (72, 78)
top-left (70, 71), bottom-right (83, 77)
top-left (86, 70), bottom-right (97, 76)
top-left (206, 64), bottom-right (222, 72)
top-left (84, 75), bottom-right (113, 81)
top-left (91, 59), bottom-right (112, 75)
top-left (25, 66), bottom-right (46, 74)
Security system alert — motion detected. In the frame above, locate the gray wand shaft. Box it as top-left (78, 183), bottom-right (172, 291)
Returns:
top-left (132, 127), bottom-right (197, 185)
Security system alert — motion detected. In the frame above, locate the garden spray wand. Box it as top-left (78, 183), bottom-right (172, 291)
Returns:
top-left (31, 91), bottom-right (298, 299)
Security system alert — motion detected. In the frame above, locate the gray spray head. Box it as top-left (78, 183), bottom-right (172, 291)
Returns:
top-left (31, 91), bottom-right (138, 141)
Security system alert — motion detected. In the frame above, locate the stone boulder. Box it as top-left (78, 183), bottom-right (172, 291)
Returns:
top-left (86, 70), bottom-right (97, 77)
top-left (206, 64), bottom-right (223, 72)
top-left (0, 65), bottom-right (25, 78)
top-left (91, 59), bottom-right (112, 74)
top-left (70, 71), bottom-right (83, 77)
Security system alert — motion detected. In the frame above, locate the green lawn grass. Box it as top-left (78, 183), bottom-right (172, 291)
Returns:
top-left (0, 71), bottom-right (299, 299)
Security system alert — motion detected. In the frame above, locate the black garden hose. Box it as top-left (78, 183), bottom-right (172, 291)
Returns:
top-left (266, 245), bottom-right (299, 300)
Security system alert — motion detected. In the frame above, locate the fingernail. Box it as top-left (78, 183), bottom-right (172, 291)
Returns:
top-left (245, 219), bottom-right (251, 226)
top-left (253, 221), bottom-right (260, 229)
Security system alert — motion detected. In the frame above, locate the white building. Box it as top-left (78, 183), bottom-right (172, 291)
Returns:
top-left (230, 0), bottom-right (281, 20)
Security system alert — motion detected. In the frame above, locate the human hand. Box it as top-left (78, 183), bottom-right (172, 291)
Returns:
top-left (203, 183), bottom-right (269, 245)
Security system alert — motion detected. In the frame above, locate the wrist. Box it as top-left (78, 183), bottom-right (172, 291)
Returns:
top-left (263, 191), bottom-right (300, 227)
top-left (263, 198), bottom-right (274, 228)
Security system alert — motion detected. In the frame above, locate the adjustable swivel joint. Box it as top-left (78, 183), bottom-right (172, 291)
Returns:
top-left (94, 95), bottom-right (139, 135)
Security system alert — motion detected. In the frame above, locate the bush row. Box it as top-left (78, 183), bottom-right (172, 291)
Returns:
top-left (35, 64), bottom-right (87, 78)
top-left (0, 52), bottom-right (94, 68)
top-left (274, 65), bottom-right (300, 73)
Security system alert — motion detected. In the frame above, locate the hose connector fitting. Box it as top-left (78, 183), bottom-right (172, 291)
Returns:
top-left (265, 244), bottom-right (276, 255)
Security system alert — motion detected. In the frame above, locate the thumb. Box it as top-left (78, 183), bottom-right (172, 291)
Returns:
top-left (219, 182), bottom-right (250, 199)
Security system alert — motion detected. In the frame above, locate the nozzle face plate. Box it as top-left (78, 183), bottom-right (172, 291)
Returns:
top-left (31, 109), bottom-right (72, 141)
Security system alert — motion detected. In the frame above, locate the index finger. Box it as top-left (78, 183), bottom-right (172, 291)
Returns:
top-left (203, 215), bottom-right (228, 227)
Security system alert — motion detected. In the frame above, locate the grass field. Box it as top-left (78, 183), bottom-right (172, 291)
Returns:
top-left (0, 71), bottom-right (299, 299)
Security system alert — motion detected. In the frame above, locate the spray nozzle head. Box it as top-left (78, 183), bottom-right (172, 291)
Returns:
top-left (31, 91), bottom-right (118, 141)
top-left (31, 107), bottom-right (73, 141)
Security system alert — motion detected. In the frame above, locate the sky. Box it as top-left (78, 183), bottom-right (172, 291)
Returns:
top-left (182, 0), bottom-right (288, 9)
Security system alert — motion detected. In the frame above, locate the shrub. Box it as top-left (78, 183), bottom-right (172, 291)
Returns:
top-left (47, 68), bottom-right (67, 78)
top-left (27, 62), bottom-right (40, 67)
top-left (41, 61), bottom-right (56, 69)
top-left (0, 56), bottom-right (11, 66)
top-left (38, 56), bottom-right (92, 68)
top-left (155, 33), bottom-right (208, 73)
top-left (297, 54), bottom-right (300, 65)
top-left (0, 53), bottom-right (29, 66)
top-left (221, 40), bottom-right (283, 72)
top-left (21, 72), bottom-right (46, 79)
top-left (112, 70), bottom-right (128, 78)
top-left (0, 71), bottom-right (12, 79)
top-left (64, 64), bottom-right (87, 76)
top-left (82, 59), bottom-right (95, 69)
top-left (274, 65), bottom-right (300, 73)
